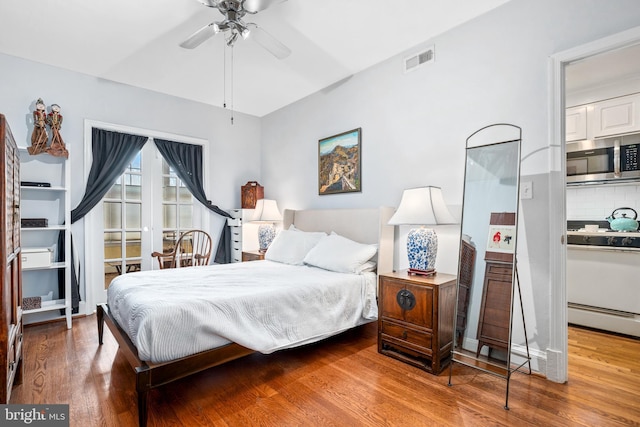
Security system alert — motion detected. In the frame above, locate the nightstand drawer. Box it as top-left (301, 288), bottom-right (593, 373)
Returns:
top-left (242, 251), bottom-right (264, 262)
top-left (381, 321), bottom-right (432, 350)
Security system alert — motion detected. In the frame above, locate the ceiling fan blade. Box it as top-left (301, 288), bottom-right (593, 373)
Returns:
top-left (196, 0), bottom-right (222, 8)
top-left (243, 0), bottom-right (287, 14)
top-left (180, 23), bottom-right (218, 49)
top-left (248, 24), bottom-right (291, 59)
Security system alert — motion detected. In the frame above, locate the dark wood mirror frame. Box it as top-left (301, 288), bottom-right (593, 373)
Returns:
top-left (448, 124), bottom-right (531, 409)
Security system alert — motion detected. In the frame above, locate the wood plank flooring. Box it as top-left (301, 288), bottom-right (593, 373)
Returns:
top-left (10, 315), bottom-right (640, 426)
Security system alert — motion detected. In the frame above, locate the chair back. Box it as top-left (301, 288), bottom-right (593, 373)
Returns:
top-left (152, 229), bottom-right (212, 269)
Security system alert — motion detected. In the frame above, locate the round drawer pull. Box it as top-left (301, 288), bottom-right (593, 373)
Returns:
top-left (396, 289), bottom-right (416, 310)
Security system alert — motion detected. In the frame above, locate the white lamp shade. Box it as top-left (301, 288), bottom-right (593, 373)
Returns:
top-left (388, 186), bottom-right (456, 226)
top-left (251, 199), bottom-right (282, 222)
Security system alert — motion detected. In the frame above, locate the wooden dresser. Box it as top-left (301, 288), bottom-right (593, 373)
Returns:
top-left (0, 114), bottom-right (24, 402)
top-left (378, 271), bottom-right (456, 374)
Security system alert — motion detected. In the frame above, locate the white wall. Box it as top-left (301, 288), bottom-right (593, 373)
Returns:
top-left (0, 53), bottom-right (262, 210)
top-left (260, 0), bottom-right (640, 374)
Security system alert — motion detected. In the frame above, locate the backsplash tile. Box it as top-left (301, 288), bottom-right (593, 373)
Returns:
top-left (567, 183), bottom-right (640, 221)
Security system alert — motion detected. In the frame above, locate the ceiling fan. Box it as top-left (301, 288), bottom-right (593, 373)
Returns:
top-left (180, 0), bottom-right (291, 59)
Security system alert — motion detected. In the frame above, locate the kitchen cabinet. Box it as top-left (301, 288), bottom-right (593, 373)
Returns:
top-left (19, 145), bottom-right (72, 328)
top-left (567, 93), bottom-right (640, 142)
top-left (565, 106), bottom-right (588, 142)
top-left (592, 93), bottom-right (640, 138)
top-left (378, 271), bottom-right (456, 374)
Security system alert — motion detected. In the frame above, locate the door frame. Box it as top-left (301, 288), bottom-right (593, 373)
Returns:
top-left (547, 25), bottom-right (640, 383)
top-left (81, 119), bottom-right (209, 313)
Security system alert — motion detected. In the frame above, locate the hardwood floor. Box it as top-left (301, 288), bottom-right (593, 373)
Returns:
top-left (10, 315), bottom-right (640, 426)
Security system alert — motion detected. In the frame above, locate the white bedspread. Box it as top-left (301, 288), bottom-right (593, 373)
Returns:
top-left (107, 260), bottom-right (378, 363)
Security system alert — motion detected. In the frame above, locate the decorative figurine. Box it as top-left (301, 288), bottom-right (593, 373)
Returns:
top-left (28, 98), bottom-right (48, 155)
top-left (46, 103), bottom-right (68, 158)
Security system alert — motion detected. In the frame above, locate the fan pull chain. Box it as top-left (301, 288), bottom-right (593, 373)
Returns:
top-left (223, 42), bottom-right (227, 110)
top-left (230, 45), bottom-right (234, 125)
top-left (222, 38), bottom-right (234, 125)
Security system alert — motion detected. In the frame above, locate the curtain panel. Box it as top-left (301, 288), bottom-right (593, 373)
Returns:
top-left (60, 128), bottom-right (148, 312)
top-left (154, 138), bottom-right (231, 264)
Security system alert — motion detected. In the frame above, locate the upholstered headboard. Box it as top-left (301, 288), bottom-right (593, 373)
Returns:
top-left (282, 207), bottom-right (395, 276)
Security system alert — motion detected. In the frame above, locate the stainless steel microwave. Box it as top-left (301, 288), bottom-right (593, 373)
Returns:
top-left (567, 135), bottom-right (640, 184)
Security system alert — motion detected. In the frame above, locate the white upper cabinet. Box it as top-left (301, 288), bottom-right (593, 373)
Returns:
top-left (592, 93), bottom-right (640, 138)
top-left (567, 93), bottom-right (640, 142)
top-left (565, 106), bottom-right (588, 142)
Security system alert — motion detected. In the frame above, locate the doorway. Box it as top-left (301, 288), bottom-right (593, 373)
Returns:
top-left (549, 26), bottom-right (640, 383)
top-left (81, 120), bottom-right (209, 313)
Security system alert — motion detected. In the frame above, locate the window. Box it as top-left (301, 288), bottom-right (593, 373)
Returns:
top-left (160, 158), bottom-right (194, 255)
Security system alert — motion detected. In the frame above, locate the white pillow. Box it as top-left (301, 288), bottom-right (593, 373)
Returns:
top-left (355, 260), bottom-right (377, 274)
top-left (265, 229), bottom-right (326, 265)
top-left (303, 234), bottom-right (378, 274)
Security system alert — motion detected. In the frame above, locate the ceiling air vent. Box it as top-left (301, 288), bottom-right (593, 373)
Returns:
top-left (404, 45), bottom-right (435, 73)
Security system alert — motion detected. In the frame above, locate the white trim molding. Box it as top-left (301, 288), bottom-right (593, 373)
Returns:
top-left (547, 25), bottom-right (640, 384)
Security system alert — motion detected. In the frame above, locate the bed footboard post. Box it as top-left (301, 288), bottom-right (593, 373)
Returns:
top-left (136, 367), bottom-right (151, 427)
top-left (97, 304), bottom-right (105, 345)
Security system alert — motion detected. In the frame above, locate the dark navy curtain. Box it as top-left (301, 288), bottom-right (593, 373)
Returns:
top-left (59, 128), bottom-right (148, 313)
top-left (154, 138), bottom-right (232, 263)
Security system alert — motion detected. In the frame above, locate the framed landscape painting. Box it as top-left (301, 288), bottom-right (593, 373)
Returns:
top-left (318, 128), bottom-right (362, 195)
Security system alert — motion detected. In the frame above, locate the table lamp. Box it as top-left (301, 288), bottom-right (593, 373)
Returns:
top-left (251, 199), bottom-right (282, 252)
top-left (388, 186), bottom-right (456, 275)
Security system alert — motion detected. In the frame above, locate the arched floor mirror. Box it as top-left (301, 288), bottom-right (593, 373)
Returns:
top-left (448, 123), bottom-right (531, 409)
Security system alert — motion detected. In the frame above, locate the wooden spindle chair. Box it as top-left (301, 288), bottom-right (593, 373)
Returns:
top-left (151, 229), bottom-right (212, 269)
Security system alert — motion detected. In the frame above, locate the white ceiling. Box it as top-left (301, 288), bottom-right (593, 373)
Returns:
top-left (565, 42), bottom-right (640, 94)
top-left (0, 0), bottom-right (511, 117)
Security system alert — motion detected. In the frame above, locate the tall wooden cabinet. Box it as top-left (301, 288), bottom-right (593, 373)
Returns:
top-left (475, 212), bottom-right (516, 357)
top-left (475, 261), bottom-right (513, 357)
top-left (0, 114), bottom-right (24, 403)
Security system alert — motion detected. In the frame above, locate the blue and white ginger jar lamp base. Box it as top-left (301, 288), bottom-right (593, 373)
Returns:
top-left (407, 227), bottom-right (438, 275)
top-left (258, 224), bottom-right (276, 252)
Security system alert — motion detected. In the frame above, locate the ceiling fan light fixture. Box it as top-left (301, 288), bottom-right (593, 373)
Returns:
top-left (181, 0), bottom-right (290, 57)
top-left (235, 22), bottom-right (251, 39)
top-left (226, 32), bottom-right (239, 47)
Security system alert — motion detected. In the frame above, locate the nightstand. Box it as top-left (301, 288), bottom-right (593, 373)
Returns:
top-left (378, 270), bottom-right (457, 374)
top-left (242, 250), bottom-right (265, 262)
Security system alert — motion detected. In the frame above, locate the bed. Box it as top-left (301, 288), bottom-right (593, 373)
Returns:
top-left (97, 207), bottom-right (394, 427)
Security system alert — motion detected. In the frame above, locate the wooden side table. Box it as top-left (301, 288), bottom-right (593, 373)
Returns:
top-left (378, 270), bottom-right (457, 374)
top-left (242, 250), bottom-right (265, 262)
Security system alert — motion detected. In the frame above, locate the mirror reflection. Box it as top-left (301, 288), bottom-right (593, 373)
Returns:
top-left (453, 132), bottom-right (521, 371)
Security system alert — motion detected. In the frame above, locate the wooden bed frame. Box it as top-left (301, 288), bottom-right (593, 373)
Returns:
top-left (97, 207), bottom-right (394, 427)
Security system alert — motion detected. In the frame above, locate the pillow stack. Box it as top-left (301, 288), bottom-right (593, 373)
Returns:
top-left (265, 227), bottom-right (377, 274)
